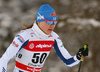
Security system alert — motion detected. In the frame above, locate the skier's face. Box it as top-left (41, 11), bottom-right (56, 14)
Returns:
top-left (37, 21), bottom-right (55, 35)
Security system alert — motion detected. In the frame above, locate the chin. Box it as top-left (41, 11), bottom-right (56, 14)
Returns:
top-left (46, 32), bottom-right (52, 35)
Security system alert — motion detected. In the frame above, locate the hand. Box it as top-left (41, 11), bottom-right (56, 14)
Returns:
top-left (76, 47), bottom-right (88, 60)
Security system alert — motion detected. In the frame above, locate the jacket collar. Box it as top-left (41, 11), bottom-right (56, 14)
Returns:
top-left (32, 23), bottom-right (50, 39)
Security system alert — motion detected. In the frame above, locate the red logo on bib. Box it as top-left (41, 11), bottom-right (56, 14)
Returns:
top-left (29, 43), bottom-right (34, 49)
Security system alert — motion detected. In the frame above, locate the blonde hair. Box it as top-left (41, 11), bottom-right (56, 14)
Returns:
top-left (22, 22), bottom-right (33, 30)
top-left (22, 21), bottom-right (39, 30)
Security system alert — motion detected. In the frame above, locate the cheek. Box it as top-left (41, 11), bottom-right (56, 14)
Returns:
top-left (41, 25), bottom-right (48, 31)
top-left (43, 24), bottom-right (49, 28)
top-left (52, 25), bottom-right (55, 29)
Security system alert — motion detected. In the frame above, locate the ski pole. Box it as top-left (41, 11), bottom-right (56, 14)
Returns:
top-left (78, 44), bottom-right (88, 72)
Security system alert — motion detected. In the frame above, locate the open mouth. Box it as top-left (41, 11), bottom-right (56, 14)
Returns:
top-left (48, 29), bottom-right (53, 31)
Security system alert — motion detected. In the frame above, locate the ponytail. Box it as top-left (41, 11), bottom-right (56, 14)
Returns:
top-left (21, 21), bottom-right (38, 30)
top-left (22, 23), bottom-right (33, 30)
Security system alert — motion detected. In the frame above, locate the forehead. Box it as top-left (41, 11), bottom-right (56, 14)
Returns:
top-left (38, 21), bottom-right (46, 25)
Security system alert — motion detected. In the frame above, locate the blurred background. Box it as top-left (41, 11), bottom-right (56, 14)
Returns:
top-left (0, 0), bottom-right (100, 72)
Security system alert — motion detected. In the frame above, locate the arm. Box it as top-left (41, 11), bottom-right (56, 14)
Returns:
top-left (53, 32), bottom-right (80, 67)
top-left (0, 30), bottom-right (29, 72)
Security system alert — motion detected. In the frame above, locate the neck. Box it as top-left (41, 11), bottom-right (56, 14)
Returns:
top-left (32, 23), bottom-right (50, 39)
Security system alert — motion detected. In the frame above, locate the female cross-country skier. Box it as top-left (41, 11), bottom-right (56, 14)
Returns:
top-left (0, 4), bottom-right (88, 72)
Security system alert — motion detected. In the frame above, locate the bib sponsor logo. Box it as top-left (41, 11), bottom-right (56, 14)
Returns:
top-left (29, 43), bottom-right (34, 49)
top-left (24, 41), bottom-right (54, 51)
top-left (27, 67), bottom-right (33, 71)
top-left (36, 44), bottom-right (52, 48)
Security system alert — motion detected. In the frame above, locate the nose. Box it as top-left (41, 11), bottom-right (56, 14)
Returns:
top-left (50, 24), bottom-right (55, 28)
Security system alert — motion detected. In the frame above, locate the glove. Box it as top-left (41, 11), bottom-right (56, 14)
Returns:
top-left (76, 47), bottom-right (88, 60)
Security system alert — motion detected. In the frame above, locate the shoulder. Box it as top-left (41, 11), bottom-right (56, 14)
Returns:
top-left (19, 30), bottom-right (28, 35)
top-left (15, 30), bottom-right (29, 42)
top-left (52, 31), bottom-right (63, 43)
top-left (9, 30), bottom-right (29, 48)
top-left (52, 31), bottom-right (60, 39)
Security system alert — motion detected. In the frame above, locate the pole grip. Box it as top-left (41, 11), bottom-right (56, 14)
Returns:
top-left (81, 44), bottom-right (88, 61)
